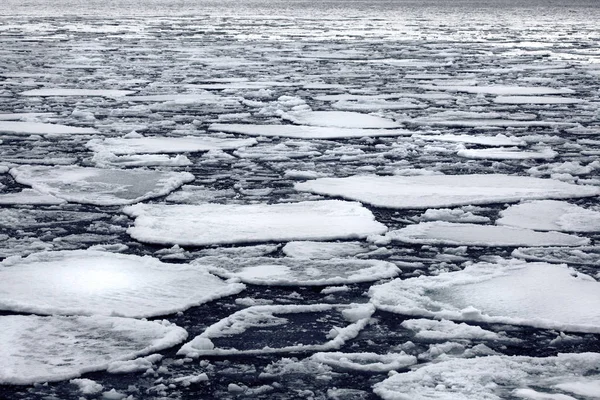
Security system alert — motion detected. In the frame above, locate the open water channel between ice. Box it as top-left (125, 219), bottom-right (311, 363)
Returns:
top-left (1, 0), bottom-right (600, 399)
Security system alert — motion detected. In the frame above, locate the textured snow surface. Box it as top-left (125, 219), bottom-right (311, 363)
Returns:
top-left (281, 111), bottom-right (400, 128)
top-left (10, 165), bottom-right (194, 205)
top-left (209, 123), bottom-right (413, 139)
top-left (86, 136), bottom-right (257, 154)
top-left (178, 303), bottom-right (374, 357)
top-left (498, 200), bottom-right (600, 232)
top-left (0, 315), bottom-right (187, 385)
top-left (382, 221), bottom-right (589, 247)
top-left (0, 250), bottom-right (244, 317)
top-left (195, 256), bottom-right (399, 286)
top-left (374, 353), bottom-right (600, 400)
top-left (370, 259), bottom-right (600, 333)
top-left (295, 174), bottom-right (599, 209)
top-left (124, 200), bottom-right (387, 246)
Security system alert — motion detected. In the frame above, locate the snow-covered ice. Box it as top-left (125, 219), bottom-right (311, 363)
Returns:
top-left (10, 165), bottom-right (194, 205)
top-left (295, 174), bottom-right (599, 209)
top-left (0, 121), bottom-right (98, 135)
top-left (0, 315), bottom-right (187, 385)
top-left (413, 133), bottom-right (525, 147)
top-left (309, 352), bottom-right (416, 372)
top-left (86, 136), bottom-right (257, 154)
top-left (457, 147), bottom-right (557, 160)
top-left (497, 200), bottom-right (600, 232)
top-left (124, 200), bottom-right (387, 246)
top-left (209, 123), bottom-right (413, 139)
top-left (20, 89), bottom-right (135, 97)
top-left (281, 241), bottom-right (370, 259)
top-left (195, 256), bottom-right (399, 286)
top-left (494, 96), bottom-right (584, 104)
top-left (421, 85), bottom-right (574, 95)
top-left (0, 250), bottom-right (244, 317)
top-left (381, 221), bottom-right (589, 247)
top-left (281, 111), bottom-right (400, 129)
top-left (374, 353), bottom-right (600, 400)
top-left (370, 259), bottom-right (600, 333)
top-left (177, 303), bottom-right (374, 357)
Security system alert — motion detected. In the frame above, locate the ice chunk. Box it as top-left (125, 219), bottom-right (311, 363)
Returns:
top-left (498, 200), bottom-right (600, 232)
top-left (10, 165), bottom-right (194, 206)
top-left (281, 111), bottom-right (399, 128)
top-left (554, 378), bottom-right (600, 398)
top-left (282, 241), bottom-right (370, 259)
top-left (86, 136), bottom-right (257, 154)
top-left (91, 152), bottom-right (192, 168)
top-left (457, 147), bottom-right (557, 160)
top-left (124, 200), bottom-right (387, 246)
top-left (513, 246), bottom-right (600, 266)
top-left (0, 250), bottom-right (244, 317)
top-left (122, 93), bottom-right (219, 102)
top-left (369, 259), bottom-right (600, 333)
top-left (70, 378), bottom-right (104, 394)
top-left (0, 315), bottom-right (187, 385)
top-left (421, 85), bottom-right (573, 95)
top-left (382, 221), bottom-right (588, 247)
top-left (0, 121), bottom-right (98, 135)
top-left (413, 133), bottom-right (525, 147)
top-left (401, 319), bottom-right (511, 341)
top-left (310, 352), bottom-right (416, 372)
top-left (294, 174), bottom-right (599, 209)
top-left (374, 353), bottom-right (600, 400)
top-left (177, 303), bottom-right (374, 357)
top-left (494, 96), bottom-right (584, 104)
top-left (20, 89), bottom-right (134, 97)
top-left (209, 123), bottom-right (412, 139)
top-left (195, 256), bottom-right (399, 286)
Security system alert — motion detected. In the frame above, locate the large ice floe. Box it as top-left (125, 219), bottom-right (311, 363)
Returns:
top-left (209, 123), bottom-right (413, 139)
top-left (123, 200), bottom-right (387, 246)
top-left (0, 121), bottom-right (98, 135)
top-left (281, 111), bottom-right (400, 128)
top-left (0, 315), bottom-right (187, 385)
top-left (369, 258), bottom-right (600, 333)
top-left (380, 221), bottom-right (589, 247)
top-left (497, 200), bottom-right (600, 232)
top-left (374, 353), bottom-right (600, 400)
top-left (294, 174), bottom-right (599, 209)
top-left (86, 136), bottom-right (257, 154)
top-left (0, 250), bottom-right (244, 317)
top-left (194, 256), bottom-right (399, 286)
top-left (10, 165), bottom-right (194, 206)
top-left (177, 303), bottom-right (374, 357)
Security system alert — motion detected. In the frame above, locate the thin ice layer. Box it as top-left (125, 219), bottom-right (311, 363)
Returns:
top-left (281, 111), bottom-right (400, 128)
top-left (374, 353), bottom-right (600, 400)
top-left (383, 221), bottom-right (589, 247)
top-left (0, 250), bottom-right (244, 318)
top-left (124, 200), bottom-right (387, 246)
top-left (86, 136), bottom-right (257, 154)
top-left (294, 174), bottom-right (599, 209)
top-left (195, 256), bottom-right (399, 286)
top-left (369, 259), bottom-right (600, 333)
top-left (0, 315), bottom-right (187, 385)
top-left (177, 303), bottom-right (374, 357)
top-left (0, 121), bottom-right (98, 135)
top-left (10, 165), bottom-right (194, 206)
top-left (209, 123), bottom-right (412, 139)
top-left (498, 200), bottom-right (600, 232)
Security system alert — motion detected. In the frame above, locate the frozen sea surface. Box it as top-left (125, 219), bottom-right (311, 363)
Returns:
top-left (1, 0), bottom-right (600, 398)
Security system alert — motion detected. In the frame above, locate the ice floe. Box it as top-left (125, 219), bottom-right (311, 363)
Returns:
top-left (177, 303), bottom-right (374, 357)
top-left (401, 319), bottom-right (512, 341)
top-left (209, 123), bottom-right (412, 139)
top-left (380, 221), bottom-right (589, 247)
top-left (86, 136), bottom-right (257, 154)
top-left (10, 165), bottom-right (194, 205)
top-left (498, 200), bottom-right (600, 232)
top-left (20, 89), bottom-right (135, 97)
top-left (281, 111), bottom-right (399, 129)
top-left (513, 246), bottom-right (600, 266)
top-left (124, 200), bottom-right (387, 246)
top-left (0, 315), bottom-right (187, 385)
top-left (370, 259), bottom-right (600, 333)
top-left (0, 189), bottom-right (66, 205)
top-left (195, 256), bottom-right (399, 286)
top-left (457, 147), bottom-right (557, 160)
top-left (413, 133), bottom-right (525, 147)
top-left (309, 351), bottom-right (416, 372)
top-left (0, 121), bottom-right (98, 135)
top-left (494, 96), bottom-right (584, 104)
top-left (421, 85), bottom-right (574, 95)
top-left (374, 353), bottom-right (600, 400)
top-left (294, 174), bottom-right (599, 209)
top-left (281, 241), bottom-right (370, 259)
top-left (0, 250), bottom-right (244, 317)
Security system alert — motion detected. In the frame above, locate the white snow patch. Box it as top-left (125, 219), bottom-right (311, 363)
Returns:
top-left (0, 250), bottom-right (244, 318)
top-left (124, 200), bottom-right (387, 246)
top-left (0, 315), bottom-right (187, 385)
